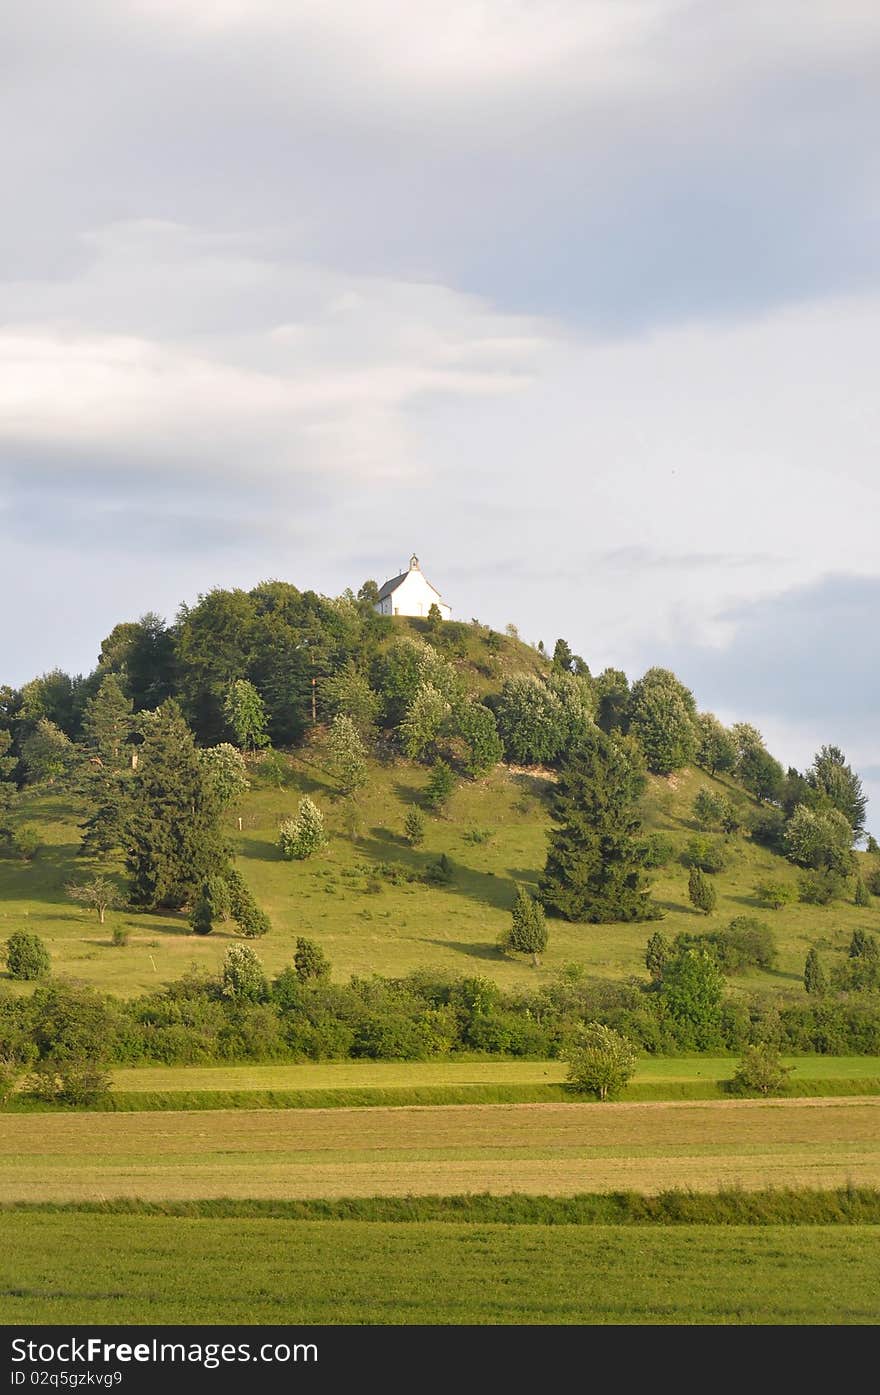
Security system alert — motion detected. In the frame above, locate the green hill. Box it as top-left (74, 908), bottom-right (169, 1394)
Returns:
top-left (2, 740), bottom-right (876, 999)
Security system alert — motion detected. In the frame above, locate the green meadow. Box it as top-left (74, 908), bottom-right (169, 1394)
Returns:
top-left (2, 1214), bottom-right (877, 1324)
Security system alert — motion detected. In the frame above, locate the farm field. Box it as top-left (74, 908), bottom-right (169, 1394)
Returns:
top-left (3, 1097), bottom-right (879, 1202)
top-left (3, 757), bottom-right (879, 996)
top-left (2, 1213), bottom-right (878, 1324)
top-left (110, 1055), bottom-right (880, 1093)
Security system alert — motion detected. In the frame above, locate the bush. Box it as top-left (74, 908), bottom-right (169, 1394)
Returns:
top-left (714, 917), bottom-right (776, 972)
top-left (637, 833), bottom-right (675, 869)
top-left (728, 1044), bottom-right (792, 1098)
top-left (293, 937), bottom-right (331, 984)
top-left (5, 931), bottom-right (51, 981)
top-left (28, 1058), bottom-right (112, 1107)
top-left (111, 926), bottom-right (130, 947)
top-left (682, 836), bottom-right (726, 873)
top-left (11, 825), bottom-right (41, 861)
top-left (798, 869), bottom-right (845, 905)
top-left (565, 1023), bottom-right (638, 1101)
top-left (221, 945), bottom-right (267, 1001)
top-left (867, 867), bottom-right (880, 896)
top-left (424, 853), bottom-right (454, 886)
top-left (754, 880), bottom-right (797, 910)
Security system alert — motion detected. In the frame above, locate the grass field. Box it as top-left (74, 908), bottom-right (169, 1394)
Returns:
top-left (2, 1214), bottom-right (877, 1324)
top-left (3, 1097), bottom-right (878, 1201)
top-left (3, 757), bottom-right (879, 996)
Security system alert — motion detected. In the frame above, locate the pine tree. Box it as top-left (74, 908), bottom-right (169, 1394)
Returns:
top-left (125, 701), bottom-right (228, 909)
top-left (688, 866), bottom-right (716, 915)
top-left (645, 930), bottom-right (671, 982)
top-left (403, 808), bottom-right (425, 846)
top-left (803, 947), bottom-right (826, 995)
top-left (189, 896), bottom-right (214, 936)
top-left (854, 877), bottom-right (871, 907)
top-left (424, 759), bottom-right (455, 812)
top-left (225, 868), bottom-right (271, 938)
top-left (539, 727), bottom-right (657, 923)
top-left (502, 886), bottom-right (548, 966)
top-left (81, 674), bottom-right (133, 766)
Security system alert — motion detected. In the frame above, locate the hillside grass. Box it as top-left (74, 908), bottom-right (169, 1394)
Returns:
top-left (3, 1097), bottom-right (878, 1201)
top-left (2, 1214), bottom-right (878, 1324)
top-left (2, 754), bottom-right (878, 997)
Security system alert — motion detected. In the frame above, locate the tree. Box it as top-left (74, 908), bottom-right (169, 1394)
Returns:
top-left (784, 804), bottom-right (853, 872)
top-left (539, 727), bottom-right (657, 923)
top-left (223, 679), bottom-right (269, 752)
top-left (803, 948), bottom-right (827, 996)
top-left (807, 745), bottom-right (867, 836)
top-left (199, 743), bottom-right (251, 806)
top-left (21, 719), bottom-right (74, 785)
top-left (327, 714), bottom-right (368, 794)
top-left (81, 674), bottom-right (133, 766)
top-left (645, 931), bottom-right (671, 982)
top-left (552, 638), bottom-right (575, 672)
top-left (500, 886), bottom-right (548, 966)
top-left (729, 1045), bottom-right (792, 1098)
top-left (125, 701), bottom-right (228, 909)
top-left (732, 723), bottom-right (784, 802)
top-left (424, 759), bottom-right (455, 812)
top-left (221, 944), bottom-right (267, 1000)
top-left (661, 947), bottom-right (724, 1048)
top-left (399, 683), bottom-right (450, 761)
top-left (98, 612), bottom-right (175, 711)
top-left (493, 674), bottom-right (568, 765)
top-left (5, 931), bottom-right (51, 981)
top-left (260, 747), bottom-right (288, 790)
top-left (455, 701), bottom-right (503, 778)
top-left (66, 875), bottom-right (121, 925)
top-left (688, 866), bottom-right (717, 915)
top-left (403, 808), bottom-right (425, 846)
top-left (318, 663), bottom-right (380, 738)
top-left (628, 668), bottom-right (697, 774)
top-left (189, 895), bottom-right (214, 936)
top-left (426, 602), bottom-right (444, 637)
top-left (867, 835), bottom-right (879, 854)
top-left (225, 868), bottom-right (271, 938)
top-left (694, 713), bottom-right (737, 775)
top-left (565, 1023), bottom-right (638, 1101)
top-left (594, 669), bottom-right (629, 735)
top-left (279, 797), bottom-right (326, 860)
top-left (854, 877), bottom-right (871, 907)
top-left (294, 937), bottom-right (331, 983)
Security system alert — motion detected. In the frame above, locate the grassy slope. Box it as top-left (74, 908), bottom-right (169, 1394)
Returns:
top-left (2, 618), bottom-right (878, 995)
top-left (3, 1098), bottom-right (879, 1201)
top-left (3, 1214), bottom-right (878, 1324)
top-left (3, 753), bottom-right (878, 998)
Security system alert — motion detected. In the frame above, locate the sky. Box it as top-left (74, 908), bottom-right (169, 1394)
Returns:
top-left (2, 1), bottom-right (879, 826)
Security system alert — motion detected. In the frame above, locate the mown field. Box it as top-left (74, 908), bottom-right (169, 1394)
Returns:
top-left (3, 1097), bottom-right (878, 1201)
top-left (2, 757), bottom-right (879, 996)
top-left (2, 1213), bottom-right (878, 1324)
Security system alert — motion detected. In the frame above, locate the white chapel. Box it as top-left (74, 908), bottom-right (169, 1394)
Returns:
top-left (374, 555), bottom-right (452, 621)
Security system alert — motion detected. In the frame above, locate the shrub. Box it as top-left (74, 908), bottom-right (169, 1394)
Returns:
top-left (867, 866), bottom-right (880, 896)
top-left (714, 917), bottom-right (776, 972)
top-left (462, 827), bottom-right (494, 845)
top-left (424, 853), bottom-right (454, 886)
top-left (754, 880), bottom-right (797, 910)
top-left (854, 877), bottom-right (871, 907)
top-left (728, 1044), bottom-right (792, 1098)
top-left (5, 931), bottom-right (51, 981)
top-left (565, 1023), bottom-right (638, 1101)
top-left (692, 787), bottom-right (734, 831)
top-left (28, 1059), bottom-right (112, 1107)
top-left (637, 833), bottom-right (675, 869)
top-left (11, 825), bottom-right (41, 861)
top-left (682, 836), bottom-right (726, 873)
top-left (111, 926), bottom-right (130, 947)
top-left (189, 897), bottom-right (214, 936)
top-left (798, 869), bottom-right (845, 905)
